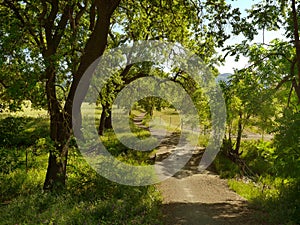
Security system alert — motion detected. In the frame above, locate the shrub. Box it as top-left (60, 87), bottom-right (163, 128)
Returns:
top-left (0, 116), bottom-right (49, 147)
top-left (241, 140), bottom-right (275, 176)
top-left (273, 110), bottom-right (300, 178)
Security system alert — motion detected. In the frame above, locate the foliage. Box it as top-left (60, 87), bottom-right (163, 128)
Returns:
top-left (241, 141), bottom-right (276, 176)
top-left (0, 116), bottom-right (162, 225)
top-left (220, 3), bottom-right (300, 222)
top-left (0, 156), bottom-right (162, 225)
top-left (213, 152), bottom-right (240, 179)
top-left (0, 116), bottom-right (49, 174)
top-left (228, 177), bottom-right (300, 225)
top-left (225, 0), bottom-right (300, 103)
top-left (273, 110), bottom-right (300, 178)
top-left (0, 116), bottom-right (48, 147)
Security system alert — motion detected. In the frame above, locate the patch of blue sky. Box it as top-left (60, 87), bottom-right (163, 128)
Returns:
top-left (217, 0), bottom-right (287, 74)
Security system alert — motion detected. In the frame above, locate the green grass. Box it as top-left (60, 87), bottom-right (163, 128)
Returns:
top-left (1, 101), bottom-right (48, 118)
top-left (152, 109), bottom-right (181, 132)
top-left (228, 177), bottom-right (300, 225)
top-left (213, 153), bottom-right (240, 179)
top-left (214, 139), bottom-right (300, 225)
top-left (0, 158), bottom-right (162, 224)
top-left (0, 111), bottom-right (162, 225)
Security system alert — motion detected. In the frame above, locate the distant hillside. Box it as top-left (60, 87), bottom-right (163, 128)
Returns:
top-left (216, 73), bottom-right (232, 83)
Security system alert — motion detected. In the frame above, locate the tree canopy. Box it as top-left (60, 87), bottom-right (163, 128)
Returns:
top-left (0, 0), bottom-right (299, 195)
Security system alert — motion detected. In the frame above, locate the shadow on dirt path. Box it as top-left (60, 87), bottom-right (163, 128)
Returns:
top-left (132, 113), bottom-right (269, 225)
top-left (160, 201), bottom-right (267, 225)
top-left (155, 141), bottom-right (270, 225)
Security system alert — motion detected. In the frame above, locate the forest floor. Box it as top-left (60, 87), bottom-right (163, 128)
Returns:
top-left (133, 113), bottom-right (270, 225)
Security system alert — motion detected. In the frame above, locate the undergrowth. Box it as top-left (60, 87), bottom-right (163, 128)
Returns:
top-left (214, 138), bottom-right (300, 225)
top-left (0, 115), bottom-right (162, 225)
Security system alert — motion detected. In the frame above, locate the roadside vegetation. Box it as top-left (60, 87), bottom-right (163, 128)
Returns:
top-left (1, 0), bottom-right (300, 224)
top-left (214, 117), bottom-right (300, 224)
top-left (0, 108), bottom-right (162, 225)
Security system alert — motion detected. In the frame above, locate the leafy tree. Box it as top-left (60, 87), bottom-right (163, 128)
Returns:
top-left (0, 0), bottom-right (120, 190)
top-left (96, 0), bottom-right (240, 134)
top-left (226, 0), bottom-right (300, 103)
top-left (220, 69), bottom-right (283, 159)
top-left (0, 0), bottom-right (243, 190)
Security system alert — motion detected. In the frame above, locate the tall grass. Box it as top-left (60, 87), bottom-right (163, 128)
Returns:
top-left (0, 113), bottom-right (162, 225)
top-left (214, 140), bottom-right (300, 225)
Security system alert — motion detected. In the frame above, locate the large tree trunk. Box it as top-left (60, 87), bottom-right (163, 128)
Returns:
top-left (66, 0), bottom-right (120, 133)
top-left (43, 64), bottom-right (72, 190)
top-left (43, 0), bottom-right (120, 191)
top-left (98, 104), bottom-right (112, 136)
top-left (43, 128), bottom-right (70, 190)
top-left (291, 0), bottom-right (300, 102)
top-left (43, 106), bottom-right (71, 190)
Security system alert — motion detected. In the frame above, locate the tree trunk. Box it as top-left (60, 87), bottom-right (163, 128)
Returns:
top-left (98, 104), bottom-right (112, 136)
top-left (43, 109), bottom-right (72, 190)
top-left (234, 111), bottom-right (243, 156)
top-left (65, 0), bottom-right (120, 132)
top-left (43, 0), bottom-right (120, 191)
top-left (43, 138), bottom-right (69, 190)
top-left (43, 55), bottom-right (72, 190)
top-left (98, 105), bottom-right (107, 136)
top-left (291, 0), bottom-right (300, 102)
top-left (104, 108), bottom-right (112, 129)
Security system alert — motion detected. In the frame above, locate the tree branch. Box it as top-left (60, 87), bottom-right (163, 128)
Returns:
top-left (0, 79), bottom-right (9, 88)
top-left (75, 1), bottom-right (87, 26)
top-left (52, 4), bottom-right (71, 51)
top-left (276, 75), bottom-right (292, 90)
top-left (2, 0), bottom-right (41, 46)
top-left (287, 83), bottom-right (294, 107)
top-left (89, 0), bottom-right (96, 31)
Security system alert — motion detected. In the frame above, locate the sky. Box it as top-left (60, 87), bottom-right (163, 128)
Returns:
top-left (217, 0), bottom-right (287, 74)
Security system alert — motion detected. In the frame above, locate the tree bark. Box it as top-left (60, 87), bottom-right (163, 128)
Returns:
top-left (98, 104), bottom-right (112, 136)
top-left (43, 63), bottom-right (72, 190)
top-left (43, 0), bottom-right (120, 190)
top-left (234, 111), bottom-right (243, 156)
top-left (65, 0), bottom-right (120, 131)
top-left (98, 104), bottom-right (107, 136)
top-left (43, 134), bottom-right (70, 190)
top-left (104, 108), bottom-right (112, 129)
top-left (291, 0), bottom-right (300, 102)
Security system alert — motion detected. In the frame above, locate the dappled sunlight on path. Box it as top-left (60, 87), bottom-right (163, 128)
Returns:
top-left (132, 112), bottom-right (269, 225)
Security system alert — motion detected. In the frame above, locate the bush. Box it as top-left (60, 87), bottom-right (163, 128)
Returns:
top-left (241, 140), bottom-right (275, 176)
top-left (0, 147), bottom-right (22, 174)
top-left (0, 116), bottom-right (49, 147)
top-left (0, 117), bottom-right (31, 147)
top-left (0, 117), bottom-right (49, 174)
top-left (273, 110), bottom-right (300, 178)
top-left (228, 177), bottom-right (300, 225)
top-left (213, 152), bottom-right (240, 178)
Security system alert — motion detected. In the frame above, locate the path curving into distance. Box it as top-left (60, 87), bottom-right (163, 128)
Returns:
top-left (132, 113), bottom-right (269, 225)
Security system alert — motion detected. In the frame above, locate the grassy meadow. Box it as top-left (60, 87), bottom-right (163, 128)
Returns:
top-left (0, 105), bottom-right (162, 225)
top-left (1, 105), bottom-right (299, 225)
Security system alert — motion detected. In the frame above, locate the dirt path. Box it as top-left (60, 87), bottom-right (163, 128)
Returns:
top-left (154, 134), bottom-right (268, 225)
top-left (133, 113), bottom-right (268, 225)
top-left (158, 171), bottom-right (268, 225)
